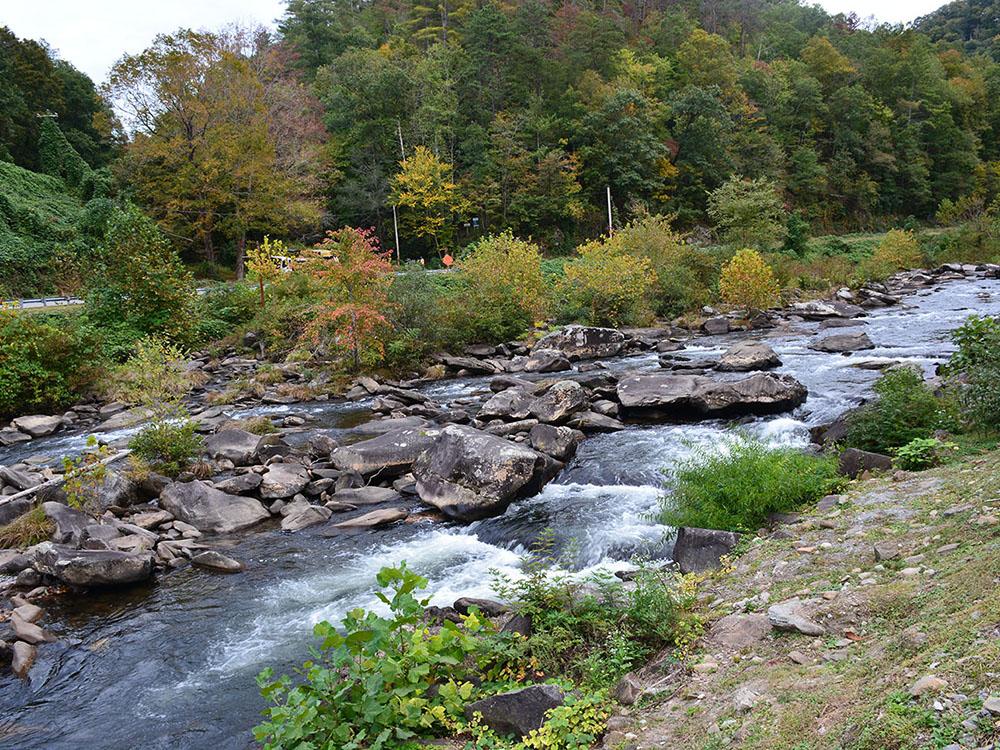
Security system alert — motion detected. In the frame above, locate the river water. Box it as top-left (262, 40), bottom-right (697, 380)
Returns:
top-left (2, 278), bottom-right (999, 749)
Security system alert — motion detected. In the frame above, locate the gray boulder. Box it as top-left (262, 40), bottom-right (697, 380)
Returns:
top-left (281, 504), bottom-right (332, 531)
top-left (809, 332), bottom-right (875, 353)
top-left (159, 480), bottom-right (269, 534)
top-left (211, 472), bottom-right (263, 495)
top-left (464, 684), bottom-right (565, 737)
top-left (191, 550), bottom-right (244, 573)
top-left (331, 426), bottom-right (443, 476)
top-left (838, 447), bottom-right (892, 478)
top-left (0, 427), bottom-right (31, 446)
top-left (522, 349), bottom-right (572, 373)
top-left (31, 542), bottom-right (154, 587)
top-left (203, 429), bottom-right (264, 466)
top-left (479, 389), bottom-right (536, 421)
top-left (672, 526), bottom-right (740, 573)
top-left (530, 381), bottom-right (587, 423)
top-left (42, 501), bottom-right (91, 546)
top-left (701, 316), bottom-right (730, 335)
top-left (332, 487), bottom-right (401, 505)
top-left (10, 414), bottom-right (62, 438)
top-left (529, 424), bottom-right (584, 461)
top-left (789, 300), bottom-right (863, 319)
top-left (414, 425), bottom-right (556, 521)
top-left (617, 372), bottom-right (807, 418)
top-left (0, 466), bottom-right (43, 491)
top-left (767, 598), bottom-right (825, 636)
top-left (718, 341), bottom-right (781, 372)
top-left (533, 325), bottom-right (624, 360)
top-left (260, 463), bottom-right (311, 499)
top-left (328, 507), bottom-right (409, 530)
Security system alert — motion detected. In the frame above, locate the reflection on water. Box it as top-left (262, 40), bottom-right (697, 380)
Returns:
top-left (3, 278), bottom-right (1000, 749)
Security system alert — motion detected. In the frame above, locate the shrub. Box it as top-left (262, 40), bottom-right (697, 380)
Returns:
top-left (659, 437), bottom-right (843, 532)
top-left (0, 309), bottom-right (101, 420)
top-left (521, 693), bottom-right (611, 750)
top-left (128, 420), bottom-right (203, 477)
top-left (194, 283), bottom-right (259, 342)
top-left (846, 367), bottom-right (952, 453)
top-left (448, 232), bottom-right (547, 345)
top-left (860, 229), bottom-right (924, 281)
top-left (384, 263), bottom-right (449, 367)
top-left (892, 437), bottom-right (958, 470)
top-left (255, 564), bottom-right (486, 750)
top-left (489, 539), bottom-right (698, 688)
top-left (559, 235), bottom-right (655, 327)
top-left (615, 213), bottom-right (716, 317)
top-left (62, 437), bottom-right (113, 514)
top-left (110, 336), bottom-right (194, 419)
top-left (945, 314), bottom-right (1000, 428)
top-left (718, 248), bottom-right (781, 314)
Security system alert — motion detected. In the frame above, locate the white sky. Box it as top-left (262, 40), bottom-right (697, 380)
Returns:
top-left (4, 0), bottom-right (949, 84)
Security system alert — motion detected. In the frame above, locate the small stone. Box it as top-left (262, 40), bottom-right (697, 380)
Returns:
top-left (909, 675), bottom-right (947, 696)
top-left (12, 603), bottom-right (43, 624)
top-left (935, 543), bottom-right (960, 554)
top-left (874, 541), bottom-right (900, 561)
top-left (899, 567), bottom-right (921, 577)
top-left (788, 650), bottom-right (810, 665)
top-left (692, 660), bottom-right (718, 673)
top-left (983, 695), bottom-right (1000, 715)
top-left (10, 613), bottom-right (49, 645)
top-left (11, 641), bottom-right (36, 677)
top-left (191, 550), bottom-right (244, 573)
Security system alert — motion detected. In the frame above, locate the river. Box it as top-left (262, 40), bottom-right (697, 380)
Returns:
top-left (1, 277), bottom-right (998, 749)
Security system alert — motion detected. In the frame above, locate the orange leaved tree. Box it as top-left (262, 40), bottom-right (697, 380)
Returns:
top-left (302, 227), bottom-right (394, 371)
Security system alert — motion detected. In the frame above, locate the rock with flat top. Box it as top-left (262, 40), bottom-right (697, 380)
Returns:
top-left (328, 507), bottom-right (409, 530)
top-left (718, 341), bottom-right (781, 372)
top-left (31, 542), bottom-right (154, 587)
top-left (672, 527), bottom-right (740, 573)
top-left (464, 684), bottom-right (565, 737)
top-left (281, 504), bottom-right (332, 531)
top-left (617, 372), bottom-right (806, 419)
top-left (203, 429), bottom-right (265, 466)
top-left (809, 332), bottom-right (875, 353)
top-left (532, 326), bottom-right (624, 360)
top-left (191, 550), bottom-right (244, 573)
top-left (10, 415), bottom-right (62, 438)
top-left (331, 426), bottom-right (443, 476)
top-left (260, 463), bottom-right (311, 499)
top-left (159, 480), bottom-right (268, 534)
top-left (767, 598), bottom-right (825, 636)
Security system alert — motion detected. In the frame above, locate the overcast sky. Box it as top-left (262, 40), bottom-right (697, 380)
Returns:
top-left (5, 0), bottom-right (948, 84)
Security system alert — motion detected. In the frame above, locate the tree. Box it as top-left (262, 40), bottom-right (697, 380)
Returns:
top-left (246, 236), bottom-right (284, 307)
top-left (560, 235), bottom-right (656, 327)
top-left (718, 248), bottom-right (780, 313)
top-left (106, 28), bottom-right (322, 266)
top-left (302, 227), bottom-right (394, 370)
top-left (861, 229), bottom-right (924, 280)
top-left (708, 176), bottom-right (787, 249)
top-left (391, 145), bottom-right (468, 254)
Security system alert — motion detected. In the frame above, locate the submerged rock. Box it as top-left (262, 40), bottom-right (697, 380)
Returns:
top-left (414, 425), bottom-right (557, 521)
top-left (808, 331), bottom-right (875, 353)
top-left (191, 550), bottom-right (244, 573)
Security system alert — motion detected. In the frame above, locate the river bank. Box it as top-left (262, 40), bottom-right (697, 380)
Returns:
top-left (1, 265), bottom-right (999, 748)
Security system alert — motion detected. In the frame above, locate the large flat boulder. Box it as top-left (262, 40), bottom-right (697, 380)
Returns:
top-left (159, 480), bottom-right (269, 534)
top-left (617, 372), bottom-right (807, 419)
top-left (260, 463), bottom-right (311, 499)
top-left (533, 325), bottom-right (624, 360)
top-left (331, 426), bottom-right (443, 476)
top-left (31, 542), bottom-right (154, 587)
top-left (522, 349), bottom-right (572, 373)
top-left (10, 414), bottom-right (62, 438)
top-left (203, 429), bottom-right (264, 466)
top-left (809, 332), bottom-right (875, 353)
top-left (718, 341), bottom-right (781, 372)
top-left (788, 300), bottom-right (863, 319)
top-left (414, 425), bottom-right (556, 521)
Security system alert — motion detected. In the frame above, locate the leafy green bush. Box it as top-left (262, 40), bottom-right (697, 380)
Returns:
top-left (489, 540), bottom-right (698, 688)
top-left (384, 264), bottom-right (449, 367)
top-left (193, 283), bottom-right (260, 343)
top-left (0, 309), bottom-right (101, 420)
top-left (520, 693), bottom-right (611, 750)
top-left (846, 367), bottom-right (952, 453)
top-left (892, 437), bottom-right (958, 470)
top-left (255, 564), bottom-right (486, 750)
top-left (128, 421), bottom-right (203, 477)
top-left (659, 437), bottom-right (843, 532)
top-left (558, 234), bottom-right (655, 327)
top-left (945, 314), bottom-right (1000, 429)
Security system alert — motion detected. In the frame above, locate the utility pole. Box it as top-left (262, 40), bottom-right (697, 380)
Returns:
top-left (393, 120), bottom-right (406, 264)
top-left (606, 186), bottom-right (613, 235)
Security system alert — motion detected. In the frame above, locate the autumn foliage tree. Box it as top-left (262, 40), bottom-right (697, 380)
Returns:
top-left (861, 229), bottom-right (924, 281)
top-left (391, 145), bottom-right (468, 255)
top-left (560, 234), bottom-right (656, 327)
top-left (106, 27), bottom-right (323, 267)
top-left (302, 227), bottom-right (394, 370)
top-left (718, 248), bottom-right (781, 314)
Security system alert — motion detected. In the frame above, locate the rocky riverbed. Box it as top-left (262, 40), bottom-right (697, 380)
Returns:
top-left (1, 263), bottom-right (999, 749)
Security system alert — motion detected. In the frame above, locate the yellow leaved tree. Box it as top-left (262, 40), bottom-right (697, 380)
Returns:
top-left (391, 145), bottom-right (468, 255)
top-left (719, 248), bottom-right (781, 314)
